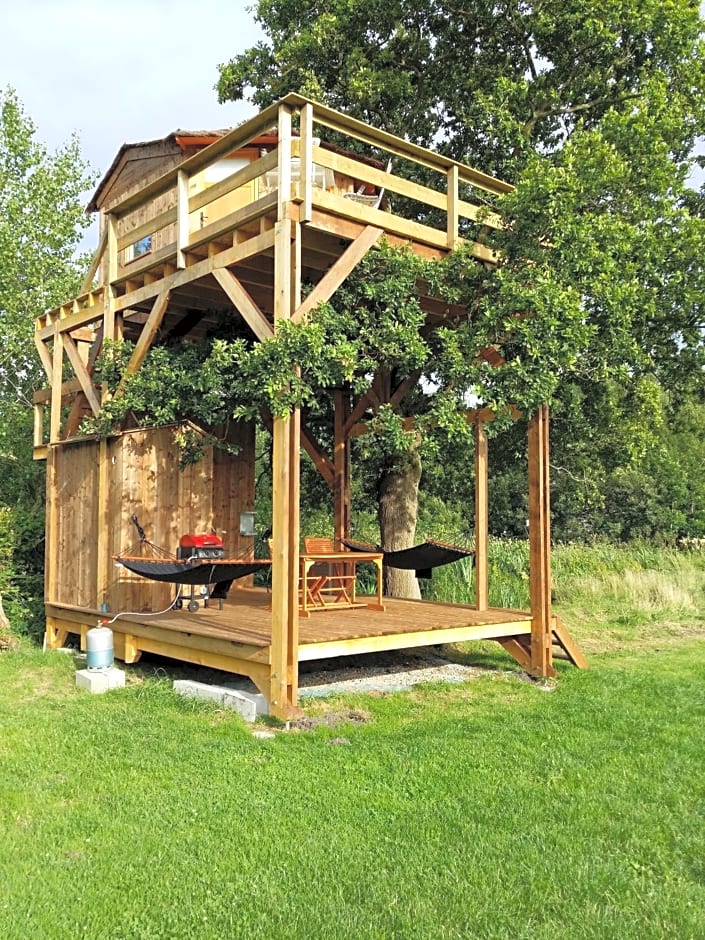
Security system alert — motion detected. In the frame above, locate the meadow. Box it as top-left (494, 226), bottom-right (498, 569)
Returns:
top-left (1, 542), bottom-right (704, 939)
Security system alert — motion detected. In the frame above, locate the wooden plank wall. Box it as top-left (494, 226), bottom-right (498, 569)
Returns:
top-left (49, 424), bottom-right (256, 614)
top-left (53, 441), bottom-right (99, 608)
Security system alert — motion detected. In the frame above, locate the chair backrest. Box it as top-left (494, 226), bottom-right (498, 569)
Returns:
top-left (304, 537), bottom-right (335, 554)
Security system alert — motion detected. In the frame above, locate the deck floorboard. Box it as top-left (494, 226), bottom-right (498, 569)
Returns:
top-left (122, 587), bottom-right (531, 650)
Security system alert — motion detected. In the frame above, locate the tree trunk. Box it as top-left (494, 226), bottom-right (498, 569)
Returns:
top-left (0, 593), bottom-right (9, 632)
top-left (378, 450), bottom-right (422, 599)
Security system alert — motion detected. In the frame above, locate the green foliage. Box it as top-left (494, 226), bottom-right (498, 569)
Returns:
top-left (0, 89), bottom-right (94, 636)
top-left (215, 1), bottom-right (705, 546)
top-left (0, 88), bottom-right (94, 449)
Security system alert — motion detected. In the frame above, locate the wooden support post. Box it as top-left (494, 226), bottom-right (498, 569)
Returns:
top-left (269, 212), bottom-right (301, 718)
top-left (474, 420), bottom-right (489, 611)
top-left (528, 404), bottom-right (555, 677)
top-left (287, 404), bottom-right (301, 705)
top-left (333, 389), bottom-right (351, 547)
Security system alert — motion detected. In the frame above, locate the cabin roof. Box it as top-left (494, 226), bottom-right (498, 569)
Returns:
top-left (88, 129), bottom-right (233, 212)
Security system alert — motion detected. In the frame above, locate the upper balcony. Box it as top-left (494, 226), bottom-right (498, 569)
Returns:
top-left (32, 95), bottom-right (512, 455)
top-left (35, 94), bottom-right (511, 341)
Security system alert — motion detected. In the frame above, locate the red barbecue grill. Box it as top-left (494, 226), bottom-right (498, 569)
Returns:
top-left (177, 533), bottom-right (225, 560)
top-left (176, 533), bottom-right (225, 610)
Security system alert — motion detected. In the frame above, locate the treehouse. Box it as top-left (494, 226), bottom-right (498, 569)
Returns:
top-left (34, 94), bottom-right (586, 718)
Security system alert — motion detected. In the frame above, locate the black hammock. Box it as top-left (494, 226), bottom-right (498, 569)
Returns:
top-left (342, 538), bottom-right (474, 580)
top-left (116, 557), bottom-right (272, 599)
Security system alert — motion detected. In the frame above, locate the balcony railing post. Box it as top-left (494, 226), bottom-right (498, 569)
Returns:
top-left (447, 164), bottom-right (460, 249)
top-left (277, 104), bottom-right (292, 221)
top-left (300, 102), bottom-right (314, 222)
top-left (176, 169), bottom-right (189, 269)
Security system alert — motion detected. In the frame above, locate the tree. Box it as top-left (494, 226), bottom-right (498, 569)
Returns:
top-left (213, 2), bottom-right (705, 569)
top-left (0, 88), bottom-right (94, 633)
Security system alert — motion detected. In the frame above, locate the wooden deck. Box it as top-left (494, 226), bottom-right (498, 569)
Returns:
top-left (45, 588), bottom-right (532, 697)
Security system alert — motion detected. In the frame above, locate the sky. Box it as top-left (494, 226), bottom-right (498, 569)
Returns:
top-left (1, 0), bottom-right (263, 225)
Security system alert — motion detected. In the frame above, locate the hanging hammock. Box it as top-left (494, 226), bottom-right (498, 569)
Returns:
top-left (115, 557), bottom-right (272, 597)
top-left (342, 538), bottom-right (474, 579)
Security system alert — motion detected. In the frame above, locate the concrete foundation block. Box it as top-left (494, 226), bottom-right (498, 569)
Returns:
top-left (173, 679), bottom-right (226, 706)
top-left (222, 689), bottom-right (269, 721)
top-left (76, 667), bottom-right (125, 693)
top-left (173, 679), bottom-right (268, 721)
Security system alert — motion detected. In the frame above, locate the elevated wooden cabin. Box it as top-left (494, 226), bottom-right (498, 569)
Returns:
top-left (34, 94), bottom-right (586, 718)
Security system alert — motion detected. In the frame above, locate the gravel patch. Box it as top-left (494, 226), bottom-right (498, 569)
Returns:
top-left (297, 649), bottom-right (483, 698)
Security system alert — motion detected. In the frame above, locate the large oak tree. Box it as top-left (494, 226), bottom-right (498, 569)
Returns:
top-left (215, 3), bottom-right (705, 576)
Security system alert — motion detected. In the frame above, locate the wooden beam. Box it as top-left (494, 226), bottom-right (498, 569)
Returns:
top-left (552, 615), bottom-right (589, 669)
top-left (63, 326), bottom-right (104, 438)
top-left (303, 428), bottom-right (335, 488)
top-left (212, 268), bottom-right (274, 341)
top-left (80, 224), bottom-right (108, 293)
top-left (33, 402), bottom-right (44, 450)
top-left (62, 334), bottom-right (101, 417)
top-left (44, 446), bottom-right (60, 608)
top-left (103, 214), bottom-right (118, 405)
top-left (389, 371), bottom-right (421, 410)
top-left (343, 386), bottom-right (382, 437)
top-left (118, 289), bottom-right (171, 388)
top-left (111, 228), bottom-right (276, 315)
top-left (279, 92), bottom-right (513, 196)
top-left (34, 333), bottom-right (53, 384)
top-left (262, 410), bottom-right (335, 488)
top-left (298, 619), bottom-right (531, 661)
top-left (474, 420), bottom-right (489, 611)
top-left (291, 225), bottom-right (384, 325)
top-left (49, 330), bottom-right (63, 444)
top-left (528, 404), bottom-right (555, 677)
top-left (497, 637), bottom-right (532, 672)
top-left (311, 189), bottom-right (498, 263)
top-left (306, 209), bottom-right (447, 262)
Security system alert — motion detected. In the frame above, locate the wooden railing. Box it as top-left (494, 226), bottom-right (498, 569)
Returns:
top-left (32, 95), bottom-right (513, 454)
top-left (36, 94), bottom-right (512, 334)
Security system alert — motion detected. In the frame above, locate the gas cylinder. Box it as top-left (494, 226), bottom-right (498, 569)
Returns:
top-left (86, 625), bottom-right (114, 670)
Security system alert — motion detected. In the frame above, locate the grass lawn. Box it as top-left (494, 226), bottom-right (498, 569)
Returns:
top-left (1, 546), bottom-right (705, 939)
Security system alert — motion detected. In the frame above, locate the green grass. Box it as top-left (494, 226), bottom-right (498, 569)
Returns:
top-left (2, 545), bottom-right (705, 939)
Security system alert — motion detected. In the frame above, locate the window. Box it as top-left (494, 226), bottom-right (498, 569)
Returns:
top-left (124, 234), bottom-right (152, 263)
